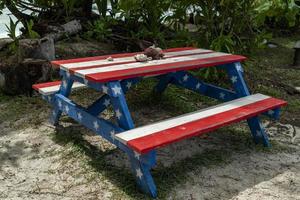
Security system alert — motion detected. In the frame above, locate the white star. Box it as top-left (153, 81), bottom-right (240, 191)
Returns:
top-left (65, 105), bottom-right (70, 113)
top-left (102, 85), bottom-right (108, 93)
top-left (84, 79), bottom-right (89, 85)
top-left (236, 64), bottom-right (243, 72)
top-left (103, 99), bottom-right (110, 107)
top-left (115, 109), bottom-right (122, 119)
top-left (126, 81), bottom-right (132, 89)
top-left (77, 112), bottom-right (83, 121)
top-left (136, 168), bottom-right (143, 179)
top-left (112, 85), bottom-right (122, 95)
top-left (268, 110), bottom-right (275, 115)
top-left (134, 151), bottom-right (140, 159)
top-left (256, 130), bottom-right (262, 137)
top-left (110, 130), bottom-right (115, 140)
top-left (183, 74), bottom-right (189, 82)
top-left (231, 76), bottom-right (238, 83)
top-left (66, 72), bottom-right (70, 78)
top-left (93, 121), bottom-right (99, 131)
top-left (47, 96), bottom-right (52, 102)
top-left (219, 92), bottom-right (225, 99)
top-left (58, 100), bottom-right (62, 108)
top-left (62, 80), bottom-right (67, 88)
top-left (196, 83), bottom-right (201, 89)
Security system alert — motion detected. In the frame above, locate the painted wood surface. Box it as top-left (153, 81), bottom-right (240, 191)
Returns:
top-left (51, 47), bottom-right (246, 83)
top-left (33, 81), bottom-right (86, 95)
top-left (115, 94), bottom-right (287, 154)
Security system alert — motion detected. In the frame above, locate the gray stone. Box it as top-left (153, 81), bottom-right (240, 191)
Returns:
top-left (294, 41), bottom-right (300, 49)
top-left (18, 37), bottom-right (55, 61)
top-left (0, 38), bottom-right (14, 51)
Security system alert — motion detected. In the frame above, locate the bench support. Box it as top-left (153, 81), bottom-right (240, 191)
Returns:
top-left (50, 74), bottom-right (74, 125)
top-left (224, 62), bottom-right (270, 146)
top-left (154, 64), bottom-right (272, 147)
top-left (128, 151), bottom-right (157, 197)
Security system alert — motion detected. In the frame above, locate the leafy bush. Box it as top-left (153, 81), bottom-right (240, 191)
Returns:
top-left (255, 0), bottom-right (300, 28)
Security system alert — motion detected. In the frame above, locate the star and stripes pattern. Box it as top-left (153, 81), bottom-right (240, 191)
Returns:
top-left (51, 47), bottom-right (246, 83)
top-left (115, 94), bottom-right (287, 154)
top-left (32, 47), bottom-right (288, 198)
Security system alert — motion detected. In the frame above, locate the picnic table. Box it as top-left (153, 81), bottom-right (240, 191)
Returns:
top-left (33, 47), bottom-right (287, 197)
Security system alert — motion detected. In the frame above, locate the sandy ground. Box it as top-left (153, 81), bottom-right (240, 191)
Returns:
top-left (0, 107), bottom-right (300, 200)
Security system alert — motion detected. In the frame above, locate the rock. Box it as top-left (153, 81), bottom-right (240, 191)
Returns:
top-left (134, 54), bottom-right (149, 62)
top-left (18, 37), bottom-right (55, 62)
top-left (144, 46), bottom-right (164, 60)
top-left (296, 87), bottom-right (300, 92)
top-left (267, 43), bottom-right (278, 48)
top-left (55, 40), bottom-right (117, 58)
top-left (0, 60), bottom-right (53, 95)
top-left (0, 38), bottom-right (14, 51)
top-left (0, 71), bottom-right (5, 88)
top-left (293, 41), bottom-right (300, 66)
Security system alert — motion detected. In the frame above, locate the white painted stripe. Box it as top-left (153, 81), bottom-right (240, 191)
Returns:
top-left (115, 94), bottom-right (270, 144)
top-left (75, 52), bottom-right (228, 77)
top-left (39, 82), bottom-right (86, 95)
top-left (61, 49), bottom-right (213, 70)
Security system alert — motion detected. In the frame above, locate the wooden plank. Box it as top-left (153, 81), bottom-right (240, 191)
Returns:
top-left (84, 54), bottom-right (246, 82)
top-left (115, 94), bottom-right (287, 153)
top-left (33, 81), bottom-right (86, 95)
top-left (51, 47), bottom-right (197, 67)
top-left (61, 49), bottom-right (213, 70)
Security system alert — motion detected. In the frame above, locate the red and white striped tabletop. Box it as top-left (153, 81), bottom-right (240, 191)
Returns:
top-left (52, 47), bottom-right (246, 83)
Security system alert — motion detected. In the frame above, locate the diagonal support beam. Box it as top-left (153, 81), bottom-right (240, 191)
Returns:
top-left (171, 71), bottom-right (238, 101)
top-left (86, 78), bottom-right (140, 116)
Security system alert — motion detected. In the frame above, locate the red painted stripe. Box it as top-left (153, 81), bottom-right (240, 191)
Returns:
top-left (127, 97), bottom-right (287, 154)
top-left (51, 47), bottom-right (197, 67)
top-left (32, 81), bottom-right (61, 91)
top-left (68, 51), bottom-right (213, 74)
top-left (85, 55), bottom-right (247, 82)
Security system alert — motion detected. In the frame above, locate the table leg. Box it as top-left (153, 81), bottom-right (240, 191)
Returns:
top-left (50, 74), bottom-right (74, 125)
top-left (224, 62), bottom-right (271, 147)
top-left (107, 81), bottom-right (135, 130)
top-left (128, 151), bottom-right (157, 198)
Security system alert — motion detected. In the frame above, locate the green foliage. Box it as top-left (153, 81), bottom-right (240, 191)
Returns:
top-left (5, 17), bottom-right (19, 53)
top-left (5, 17), bottom-right (18, 41)
top-left (26, 19), bottom-right (40, 39)
top-left (95, 0), bottom-right (108, 18)
top-left (255, 0), bottom-right (300, 28)
top-left (119, 0), bottom-right (172, 44)
top-left (83, 19), bottom-right (113, 42)
top-left (61, 0), bottom-right (77, 18)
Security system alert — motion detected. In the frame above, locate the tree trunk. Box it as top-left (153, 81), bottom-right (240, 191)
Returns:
top-left (82, 0), bottom-right (93, 18)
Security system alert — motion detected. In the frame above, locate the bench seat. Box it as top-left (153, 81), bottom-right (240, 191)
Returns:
top-left (32, 81), bottom-right (86, 95)
top-left (115, 94), bottom-right (287, 154)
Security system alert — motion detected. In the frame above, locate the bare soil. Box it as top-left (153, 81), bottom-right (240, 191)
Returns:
top-left (0, 100), bottom-right (299, 200)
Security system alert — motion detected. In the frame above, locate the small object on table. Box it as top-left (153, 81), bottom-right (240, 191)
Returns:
top-left (144, 45), bottom-right (165, 60)
top-left (107, 56), bottom-right (114, 61)
top-left (134, 54), bottom-right (149, 62)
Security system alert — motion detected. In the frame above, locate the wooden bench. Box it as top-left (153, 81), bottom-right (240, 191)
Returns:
top-left (33, 80), bottom-right (86, 95)
top-left (116, 94), bottom-right (286, 154)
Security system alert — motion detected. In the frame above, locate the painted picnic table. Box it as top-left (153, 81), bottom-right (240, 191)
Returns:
top-left (33, 47), bottom-right (287, 197)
